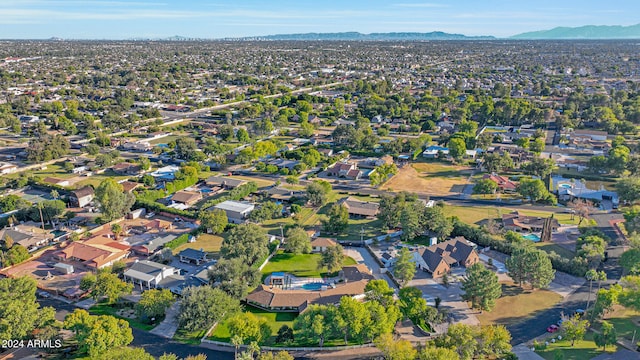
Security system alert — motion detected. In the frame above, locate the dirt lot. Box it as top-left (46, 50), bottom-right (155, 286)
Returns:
top-left (381, 162), bottom-right (473, 196)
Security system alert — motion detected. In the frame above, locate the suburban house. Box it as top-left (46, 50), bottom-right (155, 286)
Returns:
top-left (171, 190), bottom-right (202, 206)
top-left (414, 237), bottom-right (480, 278)
top-left (502, 211), bottom-right (560, 232)
top-left (264, 187), bottom-right (303, 203)
top-left (120, 181), bottom-right (142, 193)
top-left (120, 141), bottom-right (152, 152)
top-left (55, 236), bottom-right (130, 270)
top-left (569, 129), bottom-right (608, 142)
top-left (150, 165), bottom-right (181, 181)
top-left (205, 176), bottom-right (246, 189)
top-left (482, 174), bottom-right (517, 193)
top-left (267, 159), bottom-right (300, 171)
top-left (326, 162), bottom-right (361, 180)
top-left (338, 196), bottom-right (380, 218)
top-left (130, 234), bottom-right (177, 256)
top-left (213, 200), bottom-right (255, 224)
top-left (0, 163), bottom-right (18, 175)
top-left (178, 248), bottom-right (208, 265)
top-left (123, 260), bottom-right (179, 290)
top-left (245, 265), bottom-right (374, 313)
top-left (553, 178), bottom-right (619, 209)
top-left (42, 177), bottom-right (70, 187)
top-left (0, 226), bottom-right (50, 251)
top-left (69, 186), bottom-right (95, 208)
top-left (310, 237), bottom-right (338, 253)
top-left (111, 162), bottom-right (141, 176)
top-left (422, 145), bottom-right (449, 158)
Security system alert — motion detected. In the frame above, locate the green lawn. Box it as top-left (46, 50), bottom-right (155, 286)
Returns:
top-left (210, 306), bottom-right (297, 345)
top-left (596, 306), bottom-right (640, 343)
top-left (172, 233), bottom-right (224, 256)
top-left (535, 332), bottom-right (618, 360)
top-left (261, 252), bottom-right (356, 278)
top-left (534, 242), bottom-right (575, 259)
top-left (477, 282), bottom-right (563, 327)
top-left (174, 328), bottom-right (206, 345)
top-left (89, 302), bottom-right (159, 331)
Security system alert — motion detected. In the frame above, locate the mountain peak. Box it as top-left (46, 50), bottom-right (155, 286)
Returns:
top-left (512, 23), bottom-right (640, 39)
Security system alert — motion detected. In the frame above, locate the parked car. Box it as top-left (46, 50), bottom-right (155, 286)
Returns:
top-left (547, 324), bottom-right (559, 333)
top-left (574, 309), bottom-right (585, 317)
top-left (557, 319), bottom-right (565, 326)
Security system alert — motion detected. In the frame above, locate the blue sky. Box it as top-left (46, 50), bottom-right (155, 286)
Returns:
top-left (0, 0), bottom-right (638, 39)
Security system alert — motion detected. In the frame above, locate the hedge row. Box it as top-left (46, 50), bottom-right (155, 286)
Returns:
top-left (134, 199), bottom-right (196, 218)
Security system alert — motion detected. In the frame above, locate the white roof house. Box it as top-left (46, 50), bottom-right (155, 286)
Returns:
top-left (213, 200), bottom-right (255, 224)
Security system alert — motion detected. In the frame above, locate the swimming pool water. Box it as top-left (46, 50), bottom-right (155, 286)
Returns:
top-left (301, 283), bottom-right (326, 291)
top-left (523, 234), bottom-right (541, 242)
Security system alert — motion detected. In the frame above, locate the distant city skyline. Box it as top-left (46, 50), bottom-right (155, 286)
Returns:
top-left (0, 0), bottom-right (638, 39)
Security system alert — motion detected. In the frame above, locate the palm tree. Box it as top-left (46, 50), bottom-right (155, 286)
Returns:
top-left (111, 223), bottom-right (122, 240)
top-left (50, 190), bottom-right (59, 200)
top-left (231, 335), bottom-right (243, 360)
top-left (585, 269), bottom-right (598, 311)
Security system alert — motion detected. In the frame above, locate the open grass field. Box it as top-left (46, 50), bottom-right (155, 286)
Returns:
top-left (261, 251), bottom-right (357, 278)
top-left (476, 282), bottom-right (563, 327)
top-left (381, 162), bottom-right (472, 196)
top-left (535, 332), bottom-right (618, 360)
top-left (172, 233), bottom-right (224, 255)
top-left (229, 175), bottom-right (275, 188)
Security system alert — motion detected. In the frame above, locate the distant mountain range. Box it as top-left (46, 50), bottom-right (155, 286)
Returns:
top-left (511, 23), bottom-right (640, 39)
top-left (232, 31), bottom-right (495, 41)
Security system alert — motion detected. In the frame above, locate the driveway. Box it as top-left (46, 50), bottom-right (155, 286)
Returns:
top-left (150, 301), bottom-right (180, 338)
top-left (408, 271), bottom-right (479, 326)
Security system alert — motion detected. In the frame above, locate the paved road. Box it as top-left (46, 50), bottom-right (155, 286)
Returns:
top-left (37, 297), bottom-right (233, 360)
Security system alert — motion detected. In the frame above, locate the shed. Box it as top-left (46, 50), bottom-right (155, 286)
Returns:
top-left (53, 262), bottom-right (74, 275)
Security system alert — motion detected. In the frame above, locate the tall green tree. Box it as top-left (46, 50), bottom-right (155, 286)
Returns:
top-left (506, 247), bottom-right (555, 289)
top-left (319, 244), bottom-right (344, 273)
top-left (293, 304), bottom-right (337, 347)
top-left (199, 209), bottom-right (228, 234)
top-left (448, 137), bottom-right (467, 162)
top-left (284, 227), bottom-right (311, 254)
top-left (178, 286), bottom-right (241, 331)
top-left (461, 263), bottom-right (502, 312)
top-left (63, 310), bottom-right (134, 357)
top-left (221, 224), bottom-right (269, 267)
top-left (306, 182), bottom-right (329, 207)
top-left (374, 333), bottom-right (416, 360)
top-left (617, 177), bottom-right (640, 204)
top-left (82, 270), bottom-right (133, 304)
top-left (95, 179), bottom-right (135, 221)
top-left (593, 321), bottom-right (617, 351)
top-left (0, 276), bottom-right (55, 341)
top-left (335, 296), bottom-right (370, 343)
top-left (394, 247), bottom-right (416, 285)
top-left (322, 203), bottom-right (349, 234)
top-left (561, 315), bottom-right (589, 346)
top-left (135, 288), bottom-right (174, 320)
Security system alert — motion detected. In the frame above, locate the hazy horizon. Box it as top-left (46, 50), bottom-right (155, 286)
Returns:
top-left (0, 0), bottom-right (638, 40)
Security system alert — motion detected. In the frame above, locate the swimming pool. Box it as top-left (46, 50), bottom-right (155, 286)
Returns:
top-left (559, 183), bottom-right (572, 189)
top-left (523, 233), bottom-right (541, 242)
top-left (301, 283), bottom-right (327, 291)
